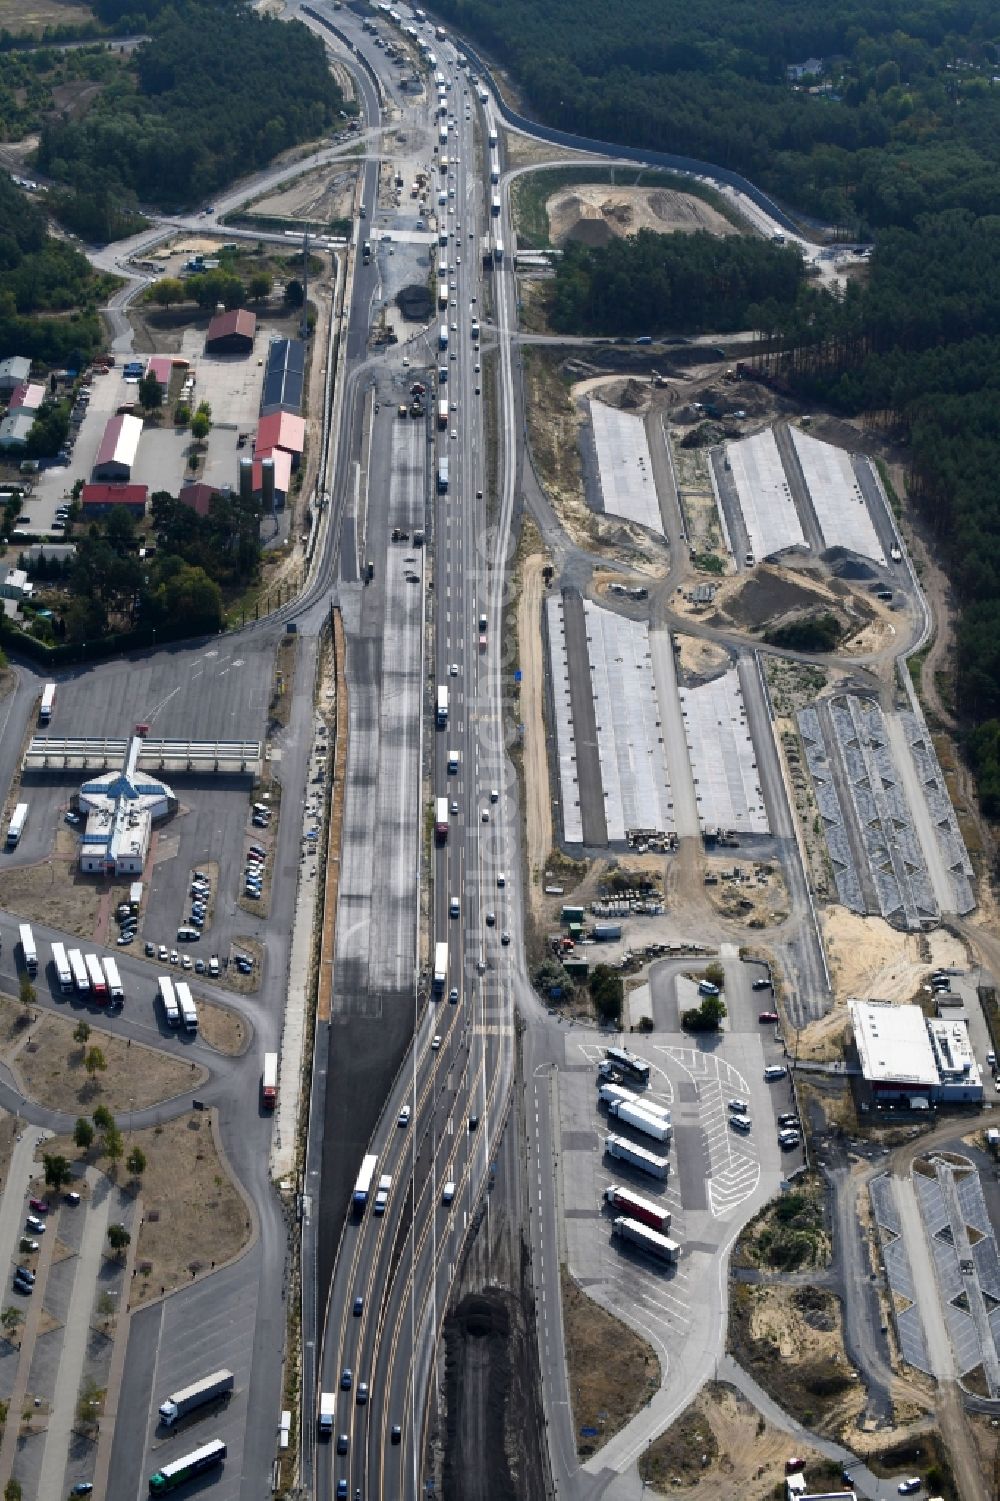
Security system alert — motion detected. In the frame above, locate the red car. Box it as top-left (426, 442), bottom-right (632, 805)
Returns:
top-left (758, 1011), bottom-right (779, 1024)
top-left (28, 1197), bottom-right (50, 1215)
top-left (785, 1458), bottom-right (806, 1475)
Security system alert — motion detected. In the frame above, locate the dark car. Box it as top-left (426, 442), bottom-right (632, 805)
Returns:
top-left (751, 977), bottom-right (772, 991)
top-left (758, 1011), bottom-right (779, 1024)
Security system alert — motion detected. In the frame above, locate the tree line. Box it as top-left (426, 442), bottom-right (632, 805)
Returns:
top-left (549, 230), bottom-right (805, 336)
top-left (35, 0), bottom-right (345, 234)
top-left (433, 0), bottom-right (1000, 234)
top-left (0, 174), bottom-right (111, 364)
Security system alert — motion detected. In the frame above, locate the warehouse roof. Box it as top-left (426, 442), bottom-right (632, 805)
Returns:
top-left (256, 410), bottom-right (305, 455)
top-left (0, 356), bottom-right (31, 386)
top-left (80, 483), bottom-right (148, 509)
top-left (206, 307), bottom-right (257, 345)
top-left (260, 337), bottom-right (304, 414)
top-left (0, 410), bottom-right (34, 449)
top-left (7, 381), bottom-right (44, 413)
top-left (94, 413), bottom-right (143, 471)
top-left (178, 482), bottom-right (219, 517)
top-left (850, 1000), bottom-right (938, 1087)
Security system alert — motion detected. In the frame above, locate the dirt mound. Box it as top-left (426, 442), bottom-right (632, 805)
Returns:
top-left (829, 552), bottom-right (877, 581)
top-left (566, 213), bottom-right (614, 248)
top-left (712, 569), bottom-right (831, 632)
top-left (547, 183), bottom-right (739, 248)
top-left (397, 283), bottom-right (432, 320)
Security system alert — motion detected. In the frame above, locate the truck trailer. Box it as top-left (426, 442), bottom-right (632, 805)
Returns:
top-left (51, 941), bottom-right (72, 994)
top-left (435, 797), bottom-right (449, 843)
top-left (433, 940), bottom-right (448, 994)
top-left (604, 1133), bottom-right (668, 1180)
top-left (102, 955), bottom-right (124, 1004)
top-left (436, 685), bottom-right (449, 726)
top-left (318, 1390), bottom-right (336, 1436)
top-left (158, 1369), bottom-right (235, 1427)
top-left (612, 1215), bottom-right (679, 1264)
top-left (69, 947), bottom-right (89, 992)
top-left (437, 398), bottom-right (448, 429)
top-left (605, 1184), bottom-right (671, 1233)
top-left (598, 1082), bottom-right (671, 1125)
top-left (175, 980), bottom-right (198, 1033)
top-left (262, 1052), bottom-right (278, 1109)
top-left (607, 1099), bottom-right (672, 1144)
top-left (437, 457), bottom-right (449, 493)
top-left (19, 924), bottom-right (37, 976)
top-left (6, 803), bottom-right (27, 849)
top-left (39, 683), bottom-right (56, 722)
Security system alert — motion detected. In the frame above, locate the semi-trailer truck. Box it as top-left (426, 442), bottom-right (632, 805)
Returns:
top-left (603, 1046), bottom-right (650, 1084)
top-left (158, 1369), bottom-right (235, 1427)
top-left (491, 192), bottom-right (501, 217)
top-left (612, 1215), bottom-right (679, 1264)
top-left (436, 685), bottom-right (449, 726)
top-left (604, 1134), bottom-right (668, 1180)
top-left (39, 683), bottom-right (56, 722)
top-left (607, 1098), bottom-right (672, 1143)
top-left (437, 398), bottom-right (448, 429)
top-left (102, 955), bottom-right (124, 1005)
top-left (435, 797), bottom-right (449, 843)
top-left (353, 1153), bottom-right (378, 1210)
top-left (6, 803), bottom-right (27, 849)
top-left (262, 1052), bottom-right (278, 1109)
top-left (176, 980), bottom-right (198, 1033)
top-left (433, 940), bottom-right (448, 994)
top-left (69, 947), bottom-right (89, 992)
top-left (19, 924), bottom-right (37, 976)
top-left (437, 458), bottom-right (449, 493)
top-left (605, 1184), bottom-right (671, 1233)
top-left (597, 1080), bottom-right (671, 1122)
top-left (148, 1439), bottom-right (226, 1494)
top-left (51, 941), bottom-right (72, 994)
top-left (318, 1390), bottom-right (336, 1436)
top-left (85, 952), bottom-right (107, 1001)
top-left (439, 324), bottom-right (449, 350)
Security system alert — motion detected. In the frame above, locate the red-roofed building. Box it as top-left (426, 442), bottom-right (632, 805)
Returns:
top-left (144, 355), bottom-right (175, 392)
top-left (255, 410), bottom-right (305, 465)
top-left (93, 413), bottom-right (143, 481)
top-left (205, 308), bottom-right (257, 354)
top-left (80, 483), bottom-right (148, 518)
top-left (7, 381), bottom-right (44, 415)
top-left (178, 482), bottom-right (219, 518)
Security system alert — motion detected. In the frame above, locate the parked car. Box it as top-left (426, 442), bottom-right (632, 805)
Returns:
top-left (28, 1198), bottom-right (49, 1215)
top-left (758, 1011), bottom-right (779, 1023)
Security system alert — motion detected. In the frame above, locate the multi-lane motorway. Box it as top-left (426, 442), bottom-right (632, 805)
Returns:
top-left (302, 16), bottom-right (523, 1499)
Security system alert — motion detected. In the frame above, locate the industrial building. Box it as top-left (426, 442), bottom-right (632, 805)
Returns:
top-left (205, 308), bottom-right (257, 354)
top-left (255, 410), bottom-right (305, 466)
top-left (80, 482), bottom-right (148, 518)
top-left (77, 733), bottom-right (175, 876)
top-left (0, 356), bottom-right (31, 394)
top-left (144, 355), bottom-right (175, 391)
top-left (0, 410), bottom-right (34, 451)
top-left (849, 999), bottom-right (983, 1106)
top-left (93, 413), bottom-right (144, 482)
top-left (7, 381), bottom-right (44, 416)
top-left (259, 337), bottom-right (304, 416)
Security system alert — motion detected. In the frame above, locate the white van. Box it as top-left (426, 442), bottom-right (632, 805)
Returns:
top-left (763, 1065), bottom-right (788, 1081)
top-left (176, 927), bottom-right (200, 943)
top-left (447, 749), bottom-right (459, 773)
top-left (442, 1181), bottom-right (456, 1205)
top-left (373, 1173), bottom-right (392, 1214)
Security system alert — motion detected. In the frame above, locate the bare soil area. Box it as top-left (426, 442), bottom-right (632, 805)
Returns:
top-left (547, 186), bottom-right (738, 248)
top-left (251, 163), bottom-right (357, 224)
top-left (10, 1012), bottom-right (205, 1114)
top-left (820, 908), bottom-right (966, 1006)
top-left (522, 351), bottom-right (593, 545)
top-left (196, 999), bottom-right (247, 1056)
top-left (561, 1266), bottom-right (660, 1457)
top-left (703, 857), bottom-right (787, 928)
top-left (729, 1282), bottom-right (864, 1436)
top-left (127, 1111), bottom-right (250, 1306)
top-left (674, 633), bottom-right (731, 683)
top-left (639, 1381), bottom-right (842, 1499)
top-left (0, 855), bottom-right (129, 943)
top-left (517, 530), bottom-right (554, 922)
top-left (0, 0), bottom-right (93, 30)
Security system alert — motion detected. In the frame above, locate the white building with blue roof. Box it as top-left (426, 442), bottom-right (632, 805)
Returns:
top-left (77, 735), bottom-right (175, 875)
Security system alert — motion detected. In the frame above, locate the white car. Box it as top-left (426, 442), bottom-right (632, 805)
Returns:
top-left (449, 662), bottom-right (458, 675)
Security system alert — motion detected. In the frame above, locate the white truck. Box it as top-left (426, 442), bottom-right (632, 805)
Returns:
top-left (158, 1368), bottom-right (234, 1427)
top-left (604, 1133), bottom-right (669, 1180)
top-left (607, 1098), bottom-right (672, 1144)
top-left (318, 1390), bottom-right (336, 1436)
top-left (176, 980), bottom-right (198, 1033)
top-left (612, 1215), bottom-right (679, 1264)
top-left (102, 955), bottom-right (124, 1005)
top-left (6, 803), bottom-right (27, 849)
top-left (18, 923), bottom-right (37, 976)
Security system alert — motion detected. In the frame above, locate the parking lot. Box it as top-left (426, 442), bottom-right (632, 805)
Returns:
top-left (553, 994), bottom-right (796, 1414)
top-left (6, 634), bottom-right (277, 972)
top-left (0, 1141), bottom-right (135, 1500)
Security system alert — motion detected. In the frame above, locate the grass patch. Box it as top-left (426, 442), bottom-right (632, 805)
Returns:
top-left (874, 457), bottom-right (902, 520)
top-left (561, 1265), bottom-right (660, 1457)
top-left (12, 1011), bottom-right (206, 1114)
top-left (735, 1176), bottom-right (830, 1271)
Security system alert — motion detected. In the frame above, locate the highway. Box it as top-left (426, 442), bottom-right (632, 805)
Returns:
top-left (302, 14), bottom-right (523, 1501)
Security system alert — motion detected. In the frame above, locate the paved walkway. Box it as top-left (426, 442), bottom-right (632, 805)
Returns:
top-left (0, 1125), bottom-right (50, 1293)
top-left (34, 1167), bottom-right (114, 1500)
